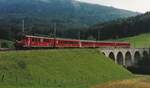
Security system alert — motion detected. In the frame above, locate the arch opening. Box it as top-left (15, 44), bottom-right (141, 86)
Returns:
top-left (109, 52), bottom-right (115, 61)
top-left (125, 51), bottom-right (132, 67)
top-left (134, 51), bottom-right (141, 65)
top-left (102, 52), bottom-right (105, 56)
top-left (143, 51), bottom-right (149, 59)
top-left (117, 52), bottom-right (124, 65)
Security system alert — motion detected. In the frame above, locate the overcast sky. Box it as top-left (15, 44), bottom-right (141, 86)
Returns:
top-left (77, 0), bottom-right (150, 13)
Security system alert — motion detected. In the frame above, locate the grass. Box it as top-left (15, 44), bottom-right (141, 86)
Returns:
top-left (0, 49), bottom-right (132, 88)
top-left (92, 75), bottom-right (150, 88)
top-left (118, 33), bottom-right (150, 48)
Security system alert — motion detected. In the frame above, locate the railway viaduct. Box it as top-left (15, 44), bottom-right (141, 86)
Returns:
top-left (99, 48), bottom-right (150, 67)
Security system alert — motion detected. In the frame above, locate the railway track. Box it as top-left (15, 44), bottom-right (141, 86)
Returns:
top-left (0, 48), bottom-right (61, 52)
top-left (0, 48), bottom-right (16, 51)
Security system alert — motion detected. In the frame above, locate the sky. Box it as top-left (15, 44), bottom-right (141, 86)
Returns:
top-left (77, 0), bottom-right (150, 13)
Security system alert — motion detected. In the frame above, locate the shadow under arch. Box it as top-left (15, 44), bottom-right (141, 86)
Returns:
top-left (134, 51), bottom-right (141, 65)
top-left (117, 52), bottom-right (124, 65)
top-left (143, 51), bottom-right (149, 59)
top-left (125, 51), bottom-right (132, 67)
top-left (102, 52), bottom-right (105, 56)
top-left (109, 52), bottom-right (115, 61)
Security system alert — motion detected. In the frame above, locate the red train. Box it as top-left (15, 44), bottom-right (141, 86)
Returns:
top-left (15, 35), bottom-right (130, 49)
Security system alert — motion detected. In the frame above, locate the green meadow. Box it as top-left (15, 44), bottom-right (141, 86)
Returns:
top-left (119, 33), bottom-right (150, 48)
top-left (0, 49), bottom-right (132, 88)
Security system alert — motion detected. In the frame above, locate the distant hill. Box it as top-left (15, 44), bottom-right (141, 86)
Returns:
top-left (85, 12), bottom-right (150, 40)
top-left (0, 49), bottom-right (132, 88)
top-left (0, 0), bottom-right (139, 40)
top-left (0, 0), bottom-right (139, 28)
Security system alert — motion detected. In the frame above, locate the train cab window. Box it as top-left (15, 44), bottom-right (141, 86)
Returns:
top-left (16, 34), bottom-right (26, 41)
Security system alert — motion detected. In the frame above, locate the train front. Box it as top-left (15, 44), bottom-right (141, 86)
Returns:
top-left (14, 35), bottom-right (28, 49)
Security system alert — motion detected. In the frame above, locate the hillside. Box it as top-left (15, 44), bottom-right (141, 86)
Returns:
top-left (0, 0), bottom-right (139, 40)
top-left (0, 49), bottom-right (132, 88)
top-left (0, 0), bottom-right (138, 27)
top-left (85, 12), bottom-right (150, 40)
top-left (119, 33), bottom-right (150, 48)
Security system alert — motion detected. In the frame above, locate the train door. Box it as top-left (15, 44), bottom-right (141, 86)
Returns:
top-left (27, 37), bottom-right (31, 47)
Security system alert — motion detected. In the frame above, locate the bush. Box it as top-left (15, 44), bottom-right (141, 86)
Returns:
top-left (0, 40), bottom-right (14, 48)
top-left (1, 42), bottom-right (9, 48)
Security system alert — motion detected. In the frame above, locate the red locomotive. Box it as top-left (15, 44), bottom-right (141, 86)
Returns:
top-left (15, 35), bottom-right (130, 49)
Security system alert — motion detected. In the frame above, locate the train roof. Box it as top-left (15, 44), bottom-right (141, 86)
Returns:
top-left (25, 35), bottom-right (54, 39)
top-left (25, 35), bottom-right (130, 44)
top-left (25, 35), bottom-right (80, 41)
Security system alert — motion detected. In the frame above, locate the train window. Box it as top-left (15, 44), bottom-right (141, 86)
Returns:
top-left (44, 39), bottom-right (49, 42)
top-left (32, 38), bottom-right (35, 42)
top-left (40, 39), bottom-right (43, 42)
top-left (32, 38), bottom-right (41, 42)
top-left (38, 39), bottom-right (41, 42)
top-left (58, 41), bottom-right (61, 43)
top-left (35, 38), bottom-right (37, 42)
top-left (63, 41), bottom-right (79, 44)
top-left (82, 42), bottom-right (92, 44)
top-left (36, 38), bottom-right (40, 42)
top-left (16, 34), bottom-right (26, 41)
top-left (62, 41), bottom-right (65, 44)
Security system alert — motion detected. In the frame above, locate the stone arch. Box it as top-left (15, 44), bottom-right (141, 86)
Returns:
top-left (108, 52), bottom-right (115, 61)
top-left (125, 51), bottom-right (132, 67)
top-left (143, 51), bottom-right (149, 59)
top-left (134, 51), bottom-right (141, 65)
top-left (117, 52), bottom-right (124, 65)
